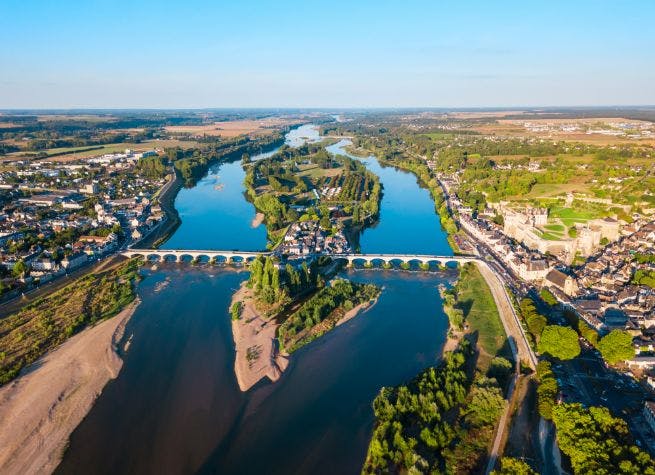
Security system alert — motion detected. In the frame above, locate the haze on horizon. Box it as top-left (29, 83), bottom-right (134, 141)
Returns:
top-left (1, 0), bottom-right (654, 109)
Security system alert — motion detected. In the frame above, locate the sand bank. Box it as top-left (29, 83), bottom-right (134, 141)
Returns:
top-left (231, 285), bottom-right (288, 392)
top-left (0, 299), bottom-right (140, 475)
top-left (251, 212), bottom-right (265, 228)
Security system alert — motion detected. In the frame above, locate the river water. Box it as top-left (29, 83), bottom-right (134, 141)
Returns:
top-left (57, 125), bottom-right (454, 475)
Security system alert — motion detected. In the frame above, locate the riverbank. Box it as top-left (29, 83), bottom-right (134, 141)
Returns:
top-left (230, 283), bottom-right (288, 392)
top-left (135, 171), bottom-right (182, 249)
top-left (0, 298), bottom-right (140, 475)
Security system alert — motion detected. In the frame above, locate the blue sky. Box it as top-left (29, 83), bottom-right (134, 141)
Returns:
top-left (1, 0), bottom-right (654, 108)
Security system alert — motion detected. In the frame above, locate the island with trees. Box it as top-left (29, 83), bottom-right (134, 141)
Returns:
top-left (243, 142), bottom-right (381, 251)
top-left (229, 255), bottom-right (381, 391)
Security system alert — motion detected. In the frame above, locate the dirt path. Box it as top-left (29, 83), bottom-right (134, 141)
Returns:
top-left (0, 299), bottom-right (139, 475)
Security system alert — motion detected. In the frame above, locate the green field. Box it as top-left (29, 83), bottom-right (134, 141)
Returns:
top-left (549, 206), bottom-right (601, 227)
top-left (456, 263), bottom-right (507, 370)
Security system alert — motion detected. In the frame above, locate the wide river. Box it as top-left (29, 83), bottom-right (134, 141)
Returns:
top-left (57, 126), bottom-right (454, 475)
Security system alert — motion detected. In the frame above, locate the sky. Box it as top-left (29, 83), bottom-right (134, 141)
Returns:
top-left (1, 0), bottom-right (654, 109)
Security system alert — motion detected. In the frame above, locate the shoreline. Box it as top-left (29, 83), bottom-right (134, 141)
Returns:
top-left (0, 298), bottom-right (141, 475)
top-left (335, 293), bottom-right (379, 328)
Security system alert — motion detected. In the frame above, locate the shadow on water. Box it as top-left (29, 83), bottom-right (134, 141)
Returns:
top-left (57, 268), bottom-right (453, 475)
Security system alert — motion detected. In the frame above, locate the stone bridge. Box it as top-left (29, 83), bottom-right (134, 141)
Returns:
top-left (122, 249), bottom-right (477, 266)
top-left (122, 249), bottom-right (267, 263)
top-left (331, 253), bottom-right (476, 266)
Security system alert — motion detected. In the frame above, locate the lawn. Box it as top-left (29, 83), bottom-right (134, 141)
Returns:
top-left (456, 263), bottom-right (507, 371)
top-left (541, 232), bottom-right (565, 241)
top-left (544, 224), bottom-right (565, 232)
top-left (549, 205), bottom-right (603, 227)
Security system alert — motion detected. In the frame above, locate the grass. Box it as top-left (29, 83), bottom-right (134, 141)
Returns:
top-left (544, 224), bottom-right (565, 232)
top-left (549, 205), bottom-right (604, 227)
top-left (540, 233), bottom-right (562, 241)
top-left (456, 263), bottom-right (507, 371)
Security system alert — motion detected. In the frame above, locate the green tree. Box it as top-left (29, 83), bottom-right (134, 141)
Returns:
top-left (12, 259), bottom-right (28, 278)
top-left (552, 403), bottom-right (655, 474)
top-left (598, 329), bottom-right (635, 364)
top-left (491, 457), bottom-right (537, 475)
top-left (538, 325), bottom-right (580, 360)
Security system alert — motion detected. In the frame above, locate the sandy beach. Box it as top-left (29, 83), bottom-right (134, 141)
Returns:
top-left (231, 284), bottom-right (288, 392)
top-left (0, 299), bottom-right (140, 475)
top-left (251, 212), bottom-right (265, 228)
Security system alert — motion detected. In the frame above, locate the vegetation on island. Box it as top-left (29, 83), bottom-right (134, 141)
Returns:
top-left (173, 133), bottom-right (284, 186)
top-left (246, 255), bottom-right (323, 310)
top-left (243, 142), bottom-right (381, 246)
top-left (0, 258), bottom-right (141, 385)
top-left (243, 255), bottom-right (380, 353)
top-left (278, 278), bottom-right (380, 353)
top-left (552, 403), bottom-right (655, 474)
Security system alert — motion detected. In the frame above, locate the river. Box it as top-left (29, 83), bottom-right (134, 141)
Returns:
top-left (57, 125), bottom-right (454, 475)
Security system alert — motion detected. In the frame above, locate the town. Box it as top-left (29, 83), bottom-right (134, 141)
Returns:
top-left (0, 148), bottom-right (169, 298)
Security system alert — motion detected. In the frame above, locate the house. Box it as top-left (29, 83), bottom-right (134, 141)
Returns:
top-left (544, 269), bottom-right (579, 297)
top-left (519, 259), bottom-right (549, 281)
top-left (61, 252), bottom-right (89, 270)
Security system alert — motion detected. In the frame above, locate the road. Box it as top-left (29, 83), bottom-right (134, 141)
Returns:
top-left (477, 260), bottom-right (538, 474)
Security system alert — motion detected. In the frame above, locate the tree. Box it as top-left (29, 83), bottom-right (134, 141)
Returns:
top-left (464, 377), bottom-right (505, 427)
top-left (12, 259), bottom-right (28, 278)
top-left (540, 288), bottom-right (558, 306)
top-left (536, 361), bottom-right (558, 419)
top-left (538, 325), bottom-right (580, 360)
top-left (552, 403), bottom-right (655, 474)
top-left (598, 329), bottom-right (635, 364)
top-left (491, 457), bottom-right (537, 475)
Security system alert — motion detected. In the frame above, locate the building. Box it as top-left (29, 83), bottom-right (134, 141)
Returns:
top-left (544, 269), bottom-right (579, 297)
top-left (61, 252), bottom-right (89, 270)
top-left (519, 259), bottom-right (550, 281)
